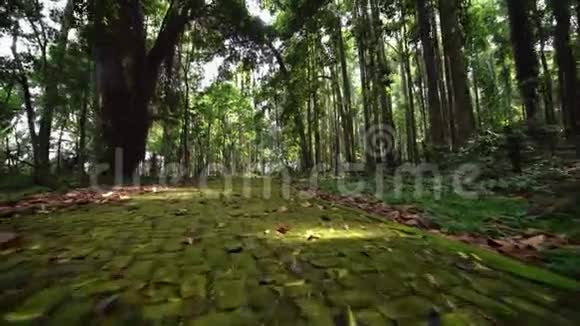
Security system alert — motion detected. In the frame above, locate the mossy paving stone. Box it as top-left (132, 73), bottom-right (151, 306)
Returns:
top-left (377, 295), bottom-right (436, 321)
top-left (355, 309), bottom-right (389, 326)
top-left (213, 279), bottom-right (246, 310)
top-left (3, 184), bottom-right (580, 325)
top-left (74, 279), bottom-right (131, 297)
top-left (142, 299), bottom-right (184, 320)
top-left (152, 265), bottom-right (181, 284)
top-left (187, 310), bottom-right (257, 326)
top-left (3, 286), bottom-right (70, 323)
top-left (438, 309), bottom-right (493, 326)
top-left (449, 287), bottom-right (513, 316)
top-left (294, 298), bottom-right (334, 326)
top-left (327, 289), bottom-right (377, 308)
top-left (125, 260), bottom-right (155, 280)
top-left (502, 296), bottom-right (572, 324)
top-left (309, 255), bottom-right (346, 269)
top-left (102, 255), bottom-right (133, 273)
top-left (180, 275), bottom-right (207, 299)
top-left (283, 279), bottom-right (312, 298)
top-left (47, 300), bottom-right (93, 326)
top-left (248, 286), bottom-right (279, 310)
top-left (182, 248), bottom-right (205, 265)
top-left (144, 283), bottom-right (180, 303)
top-left (0, 268), bottom-right (33, 291)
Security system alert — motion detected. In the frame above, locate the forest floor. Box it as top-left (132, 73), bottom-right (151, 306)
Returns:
top-left (1, 179), bottom-right (580, 325)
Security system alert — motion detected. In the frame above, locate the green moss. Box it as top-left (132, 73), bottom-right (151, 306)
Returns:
top-left (125, 260), bottom-right (155, 280)
top-left (429, 236), bottom-right (580, 290)
top-left (143, 300), bottom-right (183, 320)
top-left (295, 299), bottom-right (334, 326)
top-left (378, 296), bottom-right (434, 320)
top-left (4, 286), bottom-right (69, 322)
top-left (327, 290), bottom-right (376, 308)
top-left (47, 301), bottom-right (92, 326)
top-left (440, 310), bottom-right (491, 326)
top-left (214, 279), bottom-right (246, 310)
top-left (449, 287), bottom-right (512, 315)
top-left (180, 275), bottom-right (207, 299)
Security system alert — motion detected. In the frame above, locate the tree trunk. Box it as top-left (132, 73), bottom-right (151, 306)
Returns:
top-left (370, 0), bottom-right (395, 167)
top-left (534, 2), bottom-right (556, 124)
top-left (439, 0), bottom-right (475, 146)
top-left (335, 13), bottom-right (356, 163)
top-left (506, 0), bottom-right (541, 124)
top-left (92, 1), bottom-right (196, 176)
top-left (473, 69), bottom-right (482, 128)
top-left (78, 87), bottom-right (88, 176)
top-left (354, 0), bottom-right (375, 173)
top-left (551, 0), bottom-right (578, 137)
top-left (415, 46), bottom-right (429, 139)
top-left (400, 8), bottom-right (418, 163)
top-left (416, 0), bottom-right (445, 148)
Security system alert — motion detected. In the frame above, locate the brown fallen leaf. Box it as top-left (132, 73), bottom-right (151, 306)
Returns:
top-left (520, 234), bottom-right (546, 250)
top-left (277, 224), bottom-right (290, 234)
top-left (0, 232), bottom-right (19, 249)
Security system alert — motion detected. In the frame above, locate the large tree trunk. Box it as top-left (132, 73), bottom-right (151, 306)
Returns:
top-left (92, 1), bottom-right (196, 176)
top-left (439, 0), bottom-right (475, 146)
top-left (551, 0), bottom-right (578, 137)
top-left (506, 0), bottom-right (541, 124)
top-left (416, 0), bottom-right (445, 148)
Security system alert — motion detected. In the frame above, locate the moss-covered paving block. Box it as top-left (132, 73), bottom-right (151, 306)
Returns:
top-left (378, 295), bottom-right (434, 320)
top-left (47, 300), bottom-right (93, 326)
top-left (214, 279), bottom-right (246, 310)
top-left (327, 290), bottom-right (376, 308)
top-left (355, 309), bottom-right (388, 326)
top-left (248, 286), bottom-right (278, 309)
top-left (283, 279), bottom-right (311, 298)
top-left (309, 256), bottom-right (345, 269)
top-left (295, 298), bottom-right (334, 326)
top-left (4, 286), bottom-right (69, 322)
top-left (450, 287), bottom-right (513, 316)
top-left (440, 310), bottom-right (491, 326)
top-left (144, 284), bottom-right (180, 303)
top-left (188, 311), bottom-right (257, 326)
top-left (180, 275), bottom-right (207, 299)
top-left (125, 260), bottom-right (155, 280)
top-left (74, 279), bottom-right (131, 297)
top-left (152, 265), bottom-right (181, 284)
top-left (143, 300), bottom-right (183, 320)
top-left (102, 256), bottom-right (133, 273)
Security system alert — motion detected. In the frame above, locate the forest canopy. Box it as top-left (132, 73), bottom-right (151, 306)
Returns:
top-left (0, 0), bottom-right (578, 183)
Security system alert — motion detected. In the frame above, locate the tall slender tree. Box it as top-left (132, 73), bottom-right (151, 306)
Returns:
top-left (439, 0), bottom-right (475, 146)
top-left (505, 0), bottom-right (541, 124)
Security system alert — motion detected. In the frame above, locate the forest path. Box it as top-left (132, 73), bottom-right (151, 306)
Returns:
top-left (1, 180), bottom-right (579, 325)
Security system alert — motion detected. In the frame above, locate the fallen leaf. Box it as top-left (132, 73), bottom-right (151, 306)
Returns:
top-left (277, 224), bottom-right (290, 234)
top-left (102, 191), bottom-right (115, 198)
top-left (278, 206), bottom-right (289, 213)
top-left (0, 232), bottom-right (19, 249)
top-left (175, 209), bottom-right (188, 216)
top-left (520, 234), bottom-right (546, 250)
